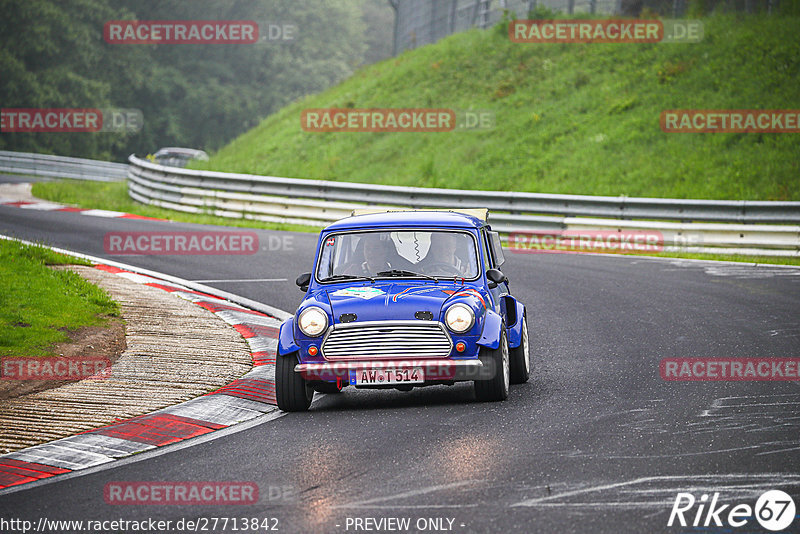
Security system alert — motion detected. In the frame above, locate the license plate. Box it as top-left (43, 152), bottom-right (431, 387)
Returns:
top-left (351, 368), bottom-right (424, 385)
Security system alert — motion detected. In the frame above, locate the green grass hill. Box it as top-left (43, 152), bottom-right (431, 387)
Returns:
top-left (196, 13), bottom-right (800, 201)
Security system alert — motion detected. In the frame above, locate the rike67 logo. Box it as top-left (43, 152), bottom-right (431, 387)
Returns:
top-left (668, 490), bottom-right (796, 531)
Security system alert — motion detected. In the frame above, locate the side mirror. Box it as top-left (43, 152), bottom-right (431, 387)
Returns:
top-left (486, 268), bottom-right (506, 289)
top-left (296, 272), bottom-right (311, 292)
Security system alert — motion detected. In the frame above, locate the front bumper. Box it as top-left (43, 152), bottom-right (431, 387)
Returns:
top-left (295, 359), bottom-right (486, 382)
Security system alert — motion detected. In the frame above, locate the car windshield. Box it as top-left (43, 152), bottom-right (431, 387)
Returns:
top-left (316, 230), bottom-right (479, 280)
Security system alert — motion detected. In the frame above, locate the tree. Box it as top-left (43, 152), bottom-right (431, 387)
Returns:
top-left (0, 0), bottom-right (369, 160)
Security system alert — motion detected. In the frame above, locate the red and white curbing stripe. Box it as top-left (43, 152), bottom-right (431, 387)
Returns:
top-left (0, 264), bottom-right (282, 490)
top-left (0, 198), bottom-right (162, 220)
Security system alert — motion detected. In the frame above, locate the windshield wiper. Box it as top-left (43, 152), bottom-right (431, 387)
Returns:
top-left (432, 276), bottom-right (467, 284)
top-left (376, 269), bottom-right (437, 281)
top-left (320, 274), bottom-right (375, 283)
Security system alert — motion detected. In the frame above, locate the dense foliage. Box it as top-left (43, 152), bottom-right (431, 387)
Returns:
top-left (0, 0), bottom-right (392, 161)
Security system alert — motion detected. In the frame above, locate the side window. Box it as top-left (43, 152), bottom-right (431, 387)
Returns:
top-left (489, 231), bottom-right (505, 267)
top-left (481, 229), bottom-right (494, 270)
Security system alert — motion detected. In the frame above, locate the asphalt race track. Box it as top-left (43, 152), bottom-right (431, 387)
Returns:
top-left (1, 185), bottom-right (799, 534)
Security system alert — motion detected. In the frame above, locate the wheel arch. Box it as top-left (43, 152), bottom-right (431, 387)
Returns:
top-left (277, 317), bottom-right (299, 356)
top-left (504, 297), bottom-right (526, 350)
top-left (477, 309), bottom-right (503, 349)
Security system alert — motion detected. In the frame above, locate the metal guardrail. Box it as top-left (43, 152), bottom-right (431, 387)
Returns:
top-left (2, 149), bottom-right (795, 256)
top-left (0, 150), bottom-right (127, 182)
top-left (127, 154), bottom-right (800, 257)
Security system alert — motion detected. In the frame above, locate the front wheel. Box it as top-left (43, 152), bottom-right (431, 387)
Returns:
top-left (474, 328), bottom-right (509, 402)
top-left (276, 352), bottom-right (313, 412)
top-left (509, 315), bottom-right (530, 384)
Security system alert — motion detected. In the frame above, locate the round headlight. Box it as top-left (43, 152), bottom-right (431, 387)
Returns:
top-left (298, 307), bottom-right (328, 337)
top-left (445, 304), bottom-right (475, 333)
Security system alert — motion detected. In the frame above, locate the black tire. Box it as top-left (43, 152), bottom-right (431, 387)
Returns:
top-left (474, 328), bottom-right (509, 402)
top-left (276, 352), bottom-right (313, 412)
top-left (509, 315), bottom-right (530, 384)
top-left (311, 381), bottom-right (343, 394)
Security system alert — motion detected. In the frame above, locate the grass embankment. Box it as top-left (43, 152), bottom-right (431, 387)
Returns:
top-left (197, 14), bottom-right (799, 201)
top-left (0, 240), bottom-right (119, 357)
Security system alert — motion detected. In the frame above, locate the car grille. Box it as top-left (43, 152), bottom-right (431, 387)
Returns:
top-left (321, 320), bottom-right (452, 361)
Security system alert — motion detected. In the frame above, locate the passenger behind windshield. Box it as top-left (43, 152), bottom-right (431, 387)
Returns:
top-left (344, 234), bottom-right (403, 276)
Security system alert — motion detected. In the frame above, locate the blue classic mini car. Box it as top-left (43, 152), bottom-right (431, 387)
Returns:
top-left (276, 209), bottom-right (530, 411)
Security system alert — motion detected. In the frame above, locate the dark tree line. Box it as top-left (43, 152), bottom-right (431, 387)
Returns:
top-left (0, 0), bottom-right (393, 161)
